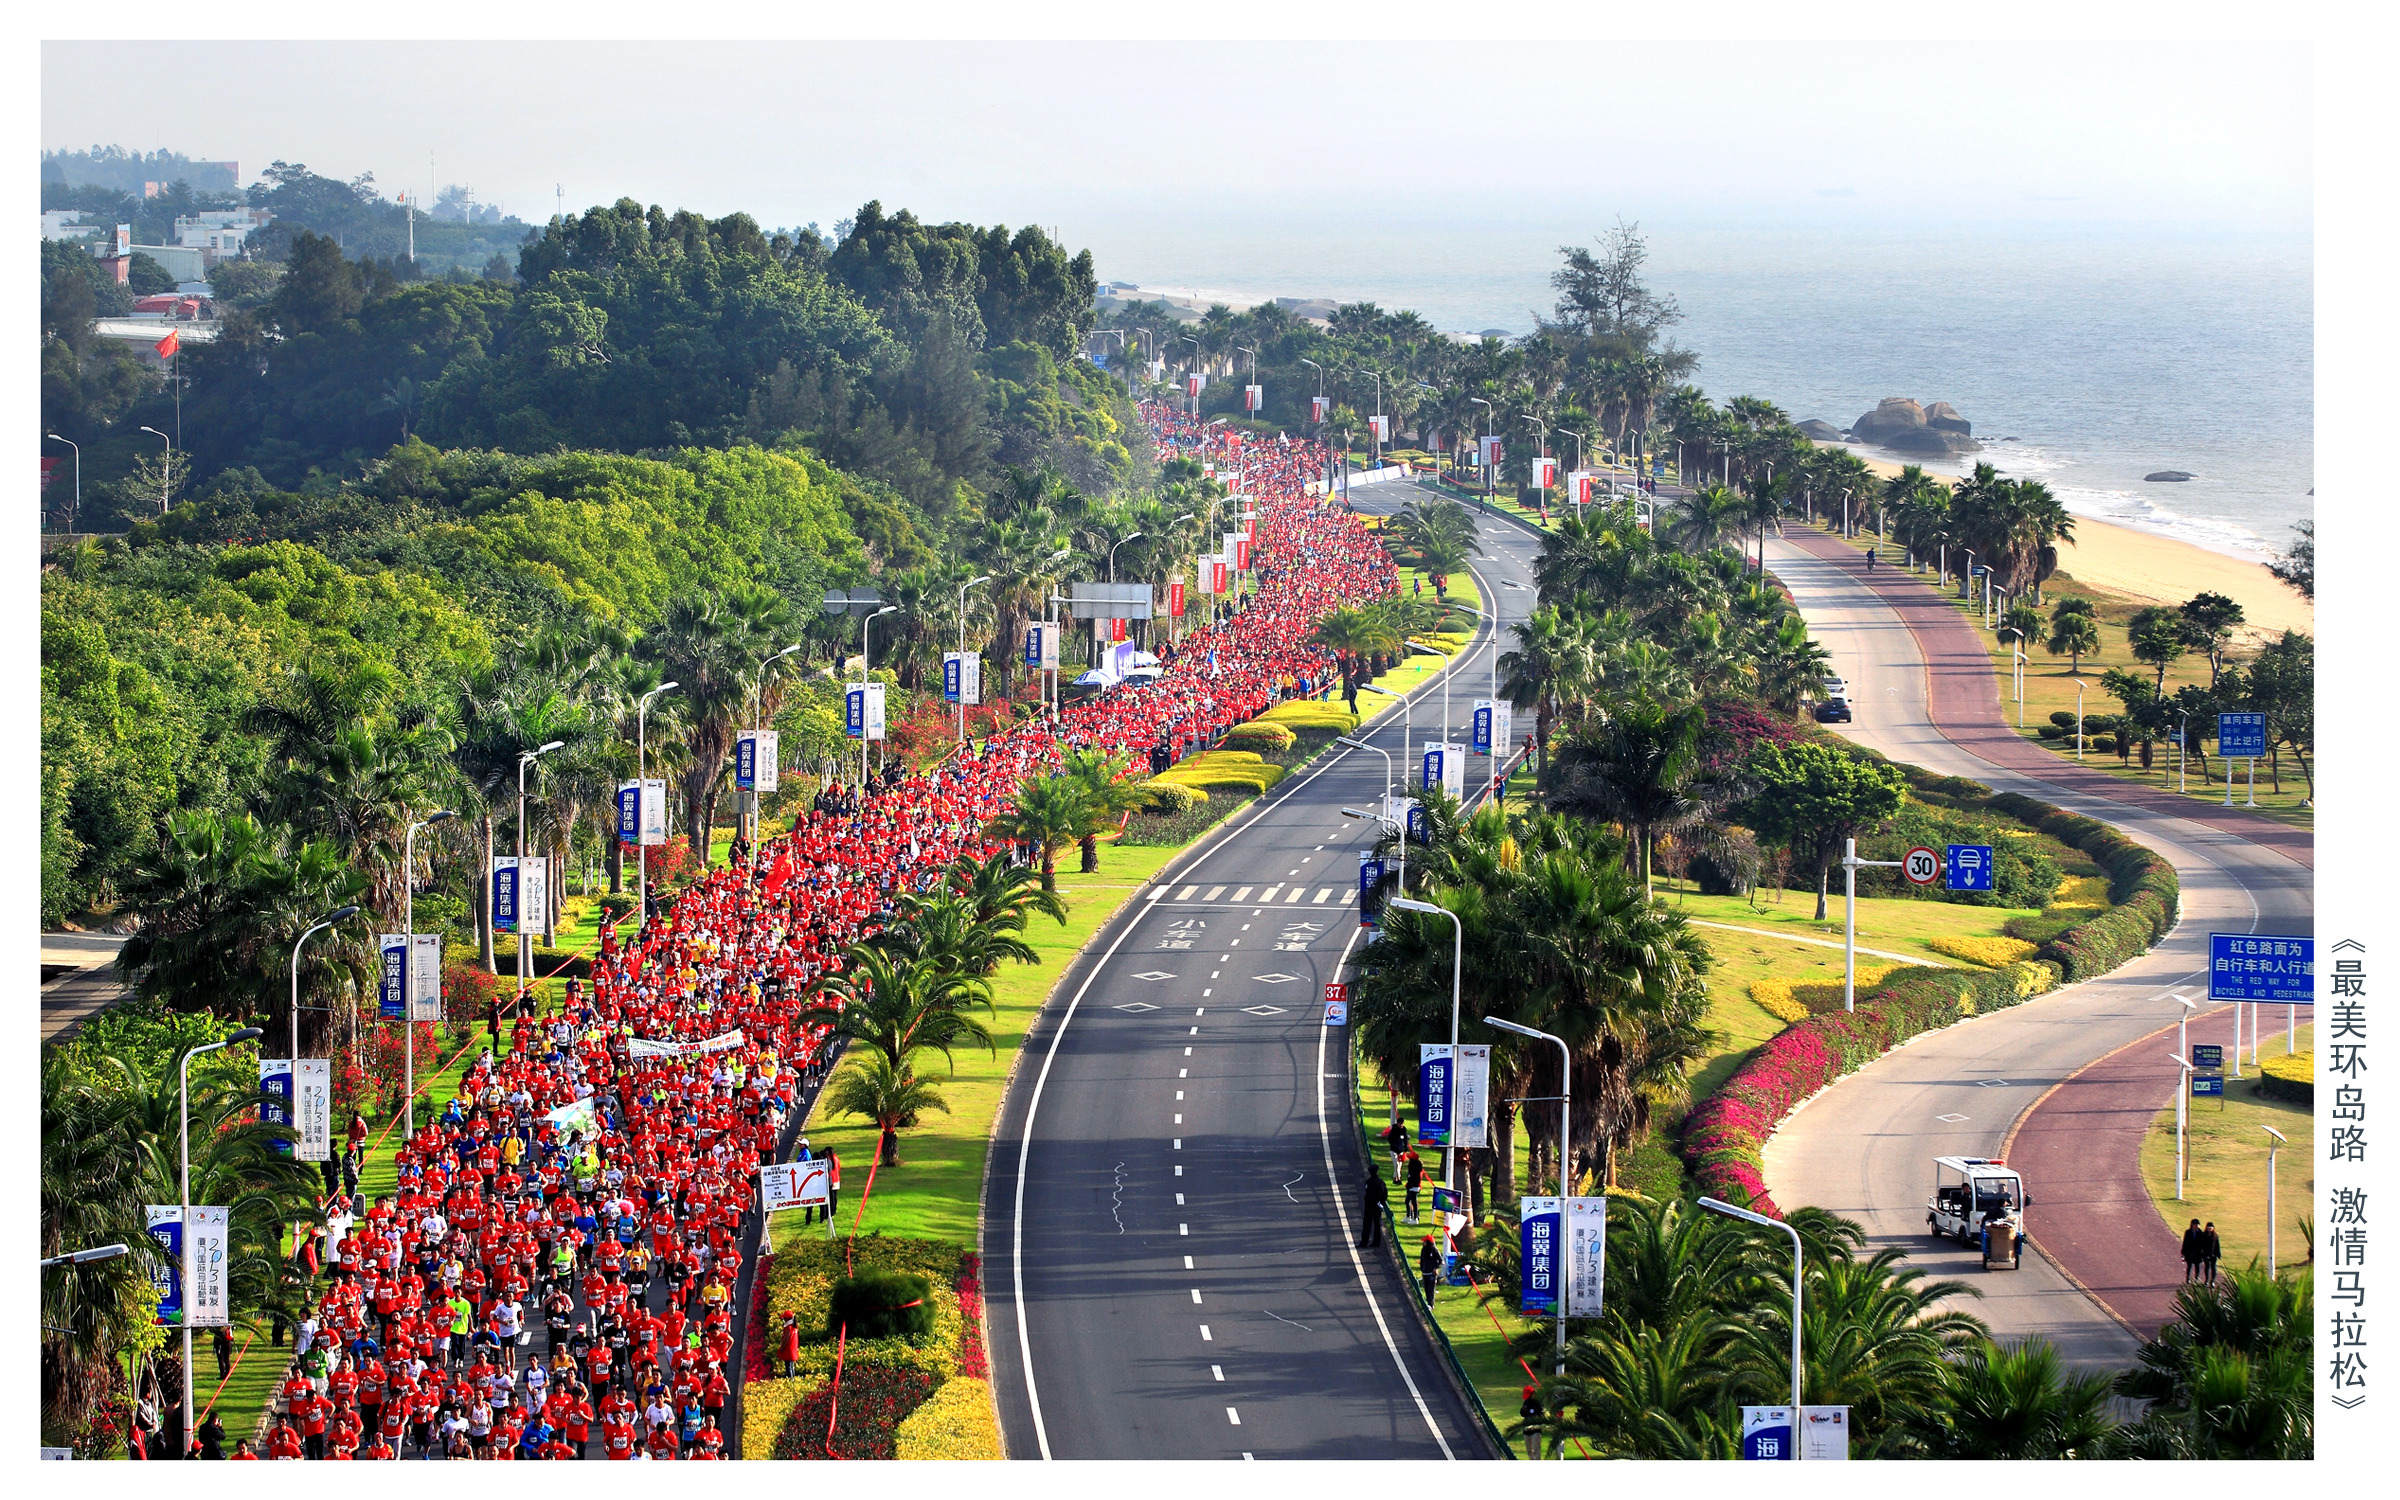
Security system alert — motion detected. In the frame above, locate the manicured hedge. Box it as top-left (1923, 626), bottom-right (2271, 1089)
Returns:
top-left (1220, 720), bottom-right (1298, 752)
top-left (1982, 791), bottom-right (2180, 978)
top-left (1685, 961), bottom-right (2061, 1216)
top-left (2259, 1050), bottom-right (2314, 1105)
top-left (1927, 934), bottom-right (2041, 968)
top-left (1137, 780), bottom-right (1207, 815)
top-left (1154, 750), bottom-right (1286, 795)
top-left (1262, 699), bottom-right (1360, 732)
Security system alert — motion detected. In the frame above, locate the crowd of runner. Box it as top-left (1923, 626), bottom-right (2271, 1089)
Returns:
top-left (240, 402), bottom-right (1396, 1459)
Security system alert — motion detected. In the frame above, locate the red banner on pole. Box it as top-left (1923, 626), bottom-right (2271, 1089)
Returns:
top-left (1168, 581), bottom-right (1185, 617)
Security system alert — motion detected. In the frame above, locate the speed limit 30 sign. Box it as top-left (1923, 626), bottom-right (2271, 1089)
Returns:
top-left (1903, 847), bottom-right (1941, 886)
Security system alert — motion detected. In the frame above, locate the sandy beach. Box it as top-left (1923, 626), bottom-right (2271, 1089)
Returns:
top-left (1841, 453), bottom-right (2313, 641)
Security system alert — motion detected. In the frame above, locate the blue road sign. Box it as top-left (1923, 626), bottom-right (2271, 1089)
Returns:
top-left (2217, 712), bottom-right (2267, 759)
top-left (2192, 1044), bottom-right (2224, 1068)
top-left (1946, 843), bottom-right (1995, 892)
top-left (2192, 1072), bottom-right (2225, 1098)
top-left (2209, 932), bottom-right (2314, 1003)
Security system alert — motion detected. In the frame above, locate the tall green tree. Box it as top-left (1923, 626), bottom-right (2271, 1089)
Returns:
top-left (1740, 741), bottom-right (1907, 920)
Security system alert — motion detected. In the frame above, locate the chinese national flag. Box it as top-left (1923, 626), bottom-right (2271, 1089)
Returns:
top-left (154, 329), bottom-right (180, 359)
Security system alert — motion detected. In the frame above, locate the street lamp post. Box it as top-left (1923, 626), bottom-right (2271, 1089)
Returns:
top-left (1390, 897), bottom-right (1463, 1199)
top-left (1484, 1013), bottom-right (1572, 1456)
top-left (635, 682), bottom-right (678, 929)
top-left (182, 1024), bottom-right (263, 1449)
top-left (401, 810), bottom-right (457, 1140)
top-left (751, 644), bottom-right (804, 850)
top-left (515, 741), bottom-right (565, 1019)
top-left (2262, 1125), bottom-right (2287, 1276)
top-left (2174, 707), bottom-right (2191, 793)
top-left (2161, 992), bottom-right (2198, 1199)
top-left (139, 426), bottom-right (172, 513)
top-left (1469, 397), bottom-right (1494, 512)
top-left (1523, 416), bottom-right (1550, 516)
top-left (2072, 679), bottom-right (2088, 758)
top-left (955, 577), bottom-right (991, 745)
top-left (1106, 532), bottom-right (1144, 584)
top-left (44, 432), bottom-right (79, 533)
top-left (2169, 1055), bottom-right (2194, 1201)
top-left (1699, 1196), bottom-right (1806, 1453)
top-left (860, 605), bottom-right (898, 789)
top-left (289, 907), bottom-right (360, 1086)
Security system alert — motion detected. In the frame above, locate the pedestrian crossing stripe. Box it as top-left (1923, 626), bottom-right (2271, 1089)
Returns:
top-left (1312, 888), bottom-right (1334, 903)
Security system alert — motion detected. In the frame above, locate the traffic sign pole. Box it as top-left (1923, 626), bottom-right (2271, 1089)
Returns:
top-left (1841, 838), bottom-right (1907, 1013)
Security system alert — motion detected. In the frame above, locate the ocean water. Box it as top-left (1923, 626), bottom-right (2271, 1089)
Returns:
top-left (1093, 214), bottom-right (2312, 562)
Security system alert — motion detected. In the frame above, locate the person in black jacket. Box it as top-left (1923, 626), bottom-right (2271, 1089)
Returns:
top-left (1359, 1172), bottom-right (1388, 1248)
top-left (2180, 1218), bottom-right (2205, 1282)
top-left (2201, 1221), bottom-right (2222, 1283)
top-left (1418, 1235), bottom-right (1441, 1304)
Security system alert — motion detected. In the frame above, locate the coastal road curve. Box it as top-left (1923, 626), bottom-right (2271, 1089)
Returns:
top-left (982, 479), bottom-right (1533, 1460)
top-left (1759, 528), bottom-right (2313, 1365)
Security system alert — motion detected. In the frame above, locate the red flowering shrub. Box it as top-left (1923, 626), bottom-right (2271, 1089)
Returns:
top-left (745, 1253), bottom-right (776, 1383)
top-left (954, 1252), bottom-right (988, 1381)
top-left (773, 1362), bottom-right (938, 1460)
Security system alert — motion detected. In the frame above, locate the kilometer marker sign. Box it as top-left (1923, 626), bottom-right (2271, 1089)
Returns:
top-left (1903, 846), bottom-right (1940, 886)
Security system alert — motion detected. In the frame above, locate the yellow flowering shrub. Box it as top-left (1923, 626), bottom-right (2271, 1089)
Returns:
top-left (894, 1377), bottom-right (1004, 1460)
top-left (1927, 935), bottom-right (2042, 968)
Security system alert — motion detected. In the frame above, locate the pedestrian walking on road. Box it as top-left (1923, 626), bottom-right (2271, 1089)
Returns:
top-left (2180, 1219), bottom-right (2205, 1282)
top-left (1418, 1235), bottom-right (1440, 1304)
top-left (1359, 1172), bottom-right (1388, 1248)
top-left (2202, 1222), bottom-right (2222, 1283)
top-left (1518, 1386), bottom-right (1544, 1460)
top-left (1401, 1148), bottom-right (1423, 1223)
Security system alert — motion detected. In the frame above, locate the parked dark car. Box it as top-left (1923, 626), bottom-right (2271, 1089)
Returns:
top-left (1814, 698), bottom-right (1853, 723)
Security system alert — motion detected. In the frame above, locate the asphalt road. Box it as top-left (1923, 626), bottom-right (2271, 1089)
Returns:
top-left (982, 479), bottom-right (1534, 1460)
top-left (1758, 530), bottom-right (2314, 1365)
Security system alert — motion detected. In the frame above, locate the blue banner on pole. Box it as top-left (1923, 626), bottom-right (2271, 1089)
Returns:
top-left (1519, 1197), bottom-right (1561, 1314)
top-left (259, 1059), bottom-right (293, 1156)
top-left (2208, 933), bottom-right (2313, 1002)
top-left (735, 734), bottom-right (757, 791)
top-left (845, 685), bottom-right (867, 739)
top-left (1472, 703), bottom-right (1494, 755)
top-left (1741, 1407), bottom-right (1795, 1461)
top-left (491, 861), bottom-right (519, 935)
top-left (378, 937), bottom-right (408, 1020)
top-left (943, 655), bottom-right (961, 704)
top-left (1417, 1046), bottom-right (1453, 1148)
top-left (2216, 712), bottom-right (2267, 759)
top-left (616, 783), bottom-right (640, 846)
top-left (1406, 803), bottom-right (1428, 845)
top-left (1358, 854), bottom-right (1385, 928)
top-left (146, 1208), bottom-right (183, 1325)
top-left (1420, 744), bottom-right (1444, 792)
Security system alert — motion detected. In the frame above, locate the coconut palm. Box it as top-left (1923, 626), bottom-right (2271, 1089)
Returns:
top-left (638, 592), bottom-right (764, 866)
top-left (801, 943), bottom-right (994, 1076)
top-left (1668, 484), bottom-right (1748, 556)
top-left (822, 1051), bottom-right (951, 1167)
top-left (1497, 607), bottom-right (1598, 769)
top-left (939, 848), bottom-right (1070, 938)
top-left (1753, 615), bottom-right (1836, 715)
top-left (984, 774), bottom-right (1095, 891)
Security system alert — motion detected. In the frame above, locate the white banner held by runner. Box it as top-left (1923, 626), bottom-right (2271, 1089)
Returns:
top-left (626, 1028), bottom-right (747, 1059)
top-left (294, 1058), bottom-right (332, 1162)
top-left (183, 1205), bottom-right (230, 1328)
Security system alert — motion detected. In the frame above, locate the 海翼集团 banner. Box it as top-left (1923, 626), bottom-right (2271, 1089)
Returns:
top-left (491, 856), bottom-right (519, 934)
top-left (1471, 700), bottom-right (1513, 757)
top-left (1024, 623), bottom-right (1059, 671)
top-left (943, 653), bottom-right (981, 706)
top-left (1416, 1044), bottom-right (1453, 1147)
top-left (259, 1058), bottom-right (293, 1151)
top-left (1421, 742), bottom-right (1466, 799)
top-left (146, 1206), bottom-right (183, 1324)
top-left (295, 1058), bottom-right (332, 1162)
top-left (1566, 1195), bottom-right (1606, 1318)
top-left (1453, 1045), bottom-right (1489, 1148)
top-left (846, 682), bottom-right (886, 741)
top-left (378, 934), bottom-right (410, 1021)
top-left (736, 729), bottom-right (780, 792)
top-left (1519, 1196), bottom-right (1561, 1314)
top-left (184, 1205), bottom-right (230, 1328)
top-left (618, 780), bottom-right (667, 847)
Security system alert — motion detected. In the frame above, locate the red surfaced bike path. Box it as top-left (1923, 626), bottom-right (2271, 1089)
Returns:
top-left (1783, 526), bottom-right (2311, 1336)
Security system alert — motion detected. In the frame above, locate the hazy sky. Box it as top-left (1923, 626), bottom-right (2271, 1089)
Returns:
top-left (45, 40), bottom-right (2309, 252)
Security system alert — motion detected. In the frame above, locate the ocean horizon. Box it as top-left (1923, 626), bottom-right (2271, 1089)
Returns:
top-left (1090, 213), bottom-right (2312, 564)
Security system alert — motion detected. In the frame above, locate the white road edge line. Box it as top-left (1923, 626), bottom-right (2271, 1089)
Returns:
top-left (1317, 922), bottom-right (1455, 1460)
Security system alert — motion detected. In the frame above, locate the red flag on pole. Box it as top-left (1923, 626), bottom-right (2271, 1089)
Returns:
top-left (154, 329), bottom-right (180, 359)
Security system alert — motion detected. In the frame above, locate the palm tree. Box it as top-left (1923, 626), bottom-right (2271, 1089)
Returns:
top-left (1541, 703), bottom-right (1713, 893)
top-left (1753, 615), bottom-right (1835, 716)
top-left (2046, 610), bottom-right (2101, 673)
top-left (1497, 607), bottom-right (1598, 771)
top-left (1668, 484), bottom-right (1747, 555)
top-left (984, 775), bottom-right (1093, 892)
top-left (940, 848), bottom-right (1070, 940)
top-left (822, 1051), bottom-right (951, 1167)
top-left (2110, 1266), bottom-right (2313, 1458)
top-left (1924, 1337), bottom-right (2121, 1458)
top-left (802, 944), bottom-right (995, 1077)
top-left (1060, 749), bottom-right (1146, 873)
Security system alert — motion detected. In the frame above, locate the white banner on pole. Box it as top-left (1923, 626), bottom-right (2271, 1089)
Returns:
top-left (294, 1058), bottom-right (332, 1162)
top-left (183, 1205), bottom-right (230, 1328)
top-left (519, 856), bottom-right (548, 941)
top-left (408, 933), bottom-right (444, 1022)
top-left (641, 779), bottom-right (667, 846)
top-left (1565, 1195), bottom-right (1606, 1318)
top-left (760, 1159), bottom-right (831, 1212)
top-left (1478, 435), bottom-right (1504, 470)
top-left (1455, 1044), bottom-right (1490, 1148)
top-left (739, 729), bottom-right (781, 793)
top-left (1800, 1406), bottom-right (1852, 1461)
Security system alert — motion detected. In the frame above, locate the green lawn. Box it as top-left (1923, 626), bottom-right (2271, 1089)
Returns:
top-left (2138, 1024), bottom-right (2316, 1273)
top-left (776, 840), bottom-right (1190, 1251)
top-left (1654, 878), bottom-right (2039, 969)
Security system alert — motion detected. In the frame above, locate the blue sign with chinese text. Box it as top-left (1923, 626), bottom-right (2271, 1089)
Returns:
top-left (1417, 1046), bottom-right (1452, 1148)
top-left (2209, 933), bottom-right (2314, 1003)
top-left (2217, 712), bottom-right (2267, 759)
top-left (2192, 1044), bottom-right (2223, 1068)
top-left (1519, 1197), bottom-right (1561, 1315)
top-left (2192, 1072), bottom-right (2224, 1098)
top-left (1946, 843), bottom-right (1995, 892)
